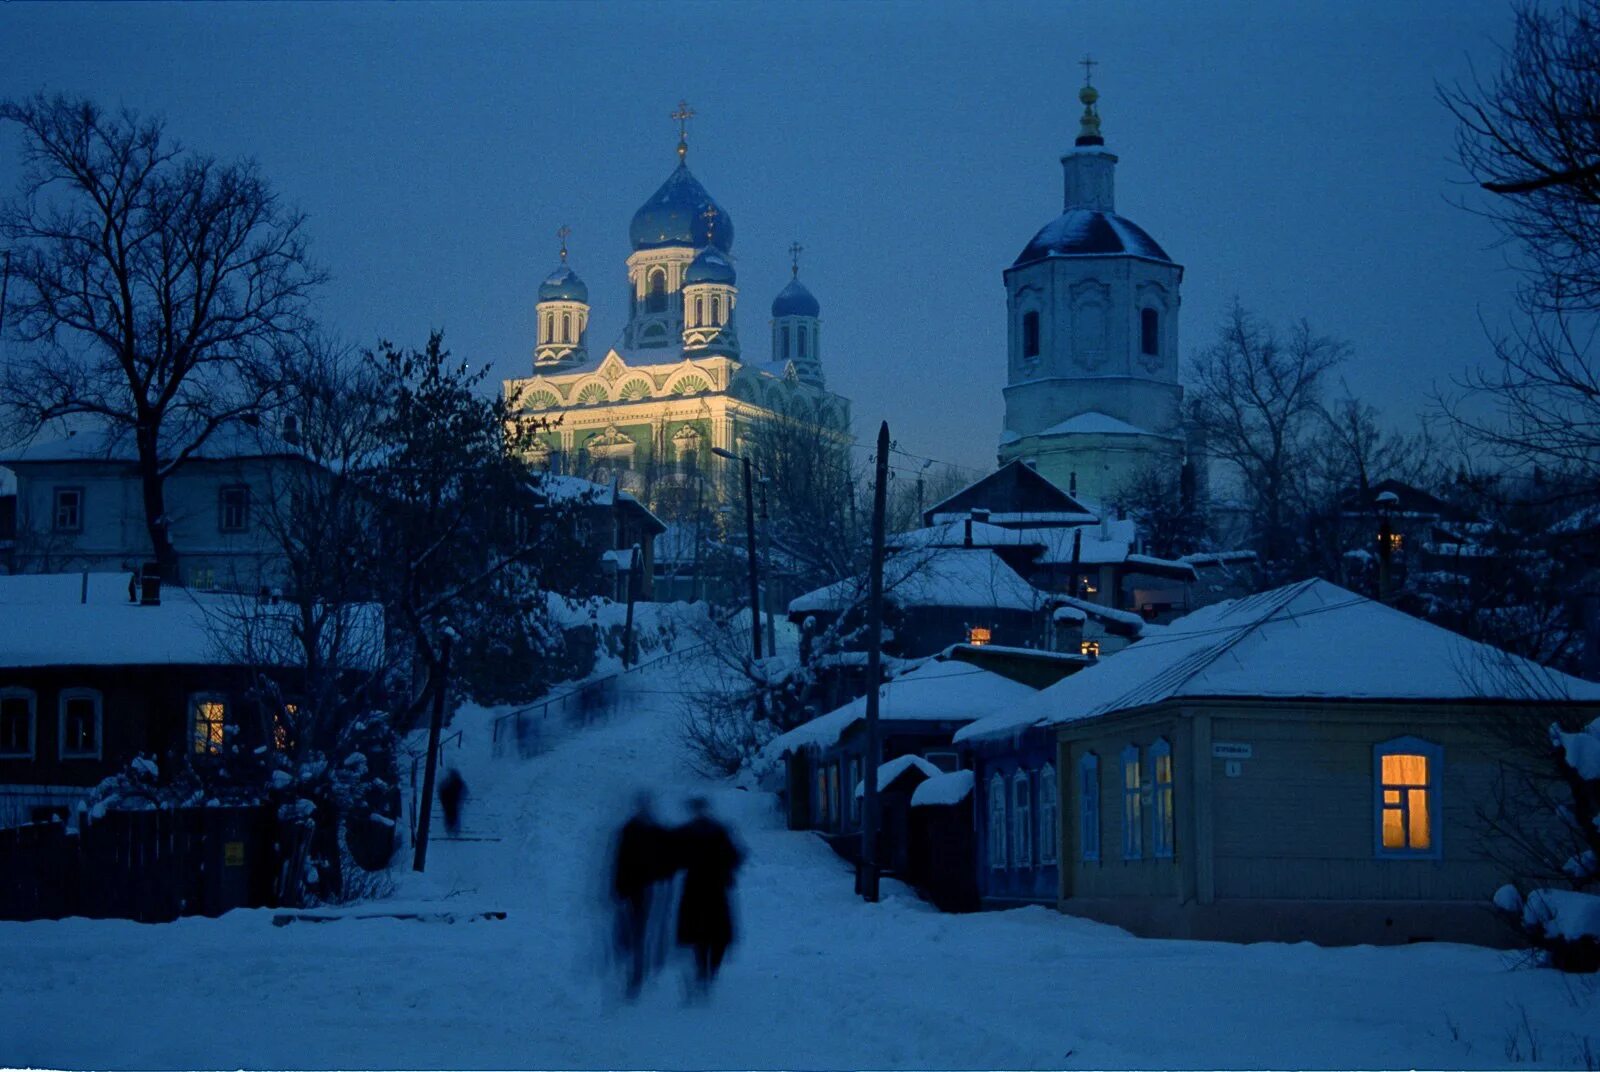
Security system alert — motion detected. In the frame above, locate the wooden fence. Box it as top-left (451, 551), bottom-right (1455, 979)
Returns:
top-left (0, 805), bottom-right (277, 922)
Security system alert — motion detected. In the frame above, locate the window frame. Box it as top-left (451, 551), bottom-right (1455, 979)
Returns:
top-left (1039, 762), bottom-right (1058, 865)
top-left (1150, 737), bottom-right (1175, 859)
top-left (0, 687), bottom-right (37, 759)
top-left (1013, 770), bottom-right (1033, 868)
top-left (191, 693), bottom-right (229, 756)
top-left (52, 486), bottom-right (85, 533)
top-left (1022, 309), bottom-right (1041, 359)
top-left (1373, 736), bottom-right (1443, 860)
top-left (58, 688), bottom-right (103, 760)
top-left (218, 484), bottom-right (251, 534)
top-left (645, 269), bottom-right (668, 314)
top-left (1141, 307), bottom-right (1160, 356)
top-left (1121, 744), bottom-right (1143, 860)
top-left (988, 772), bottom-right (1008, 870)
top-left (1079, 752), bottom-right (1100, 862)
top-left (798, 324), bottom-right (808, 358)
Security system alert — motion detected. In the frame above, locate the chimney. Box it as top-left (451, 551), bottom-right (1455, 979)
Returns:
top-left (971, 508), bottom-right (990, 526)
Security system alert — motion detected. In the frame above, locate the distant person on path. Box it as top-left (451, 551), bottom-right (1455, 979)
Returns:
top-left (611, 791), bottom-right (678, 999)
top-left (438, 769), bottom-right (467, 838)
top-left (674, 796), bottom-right (744, 998)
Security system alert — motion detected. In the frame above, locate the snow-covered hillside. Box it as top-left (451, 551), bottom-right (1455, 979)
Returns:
top-left (2, 657), bottom-right (1598, 1069)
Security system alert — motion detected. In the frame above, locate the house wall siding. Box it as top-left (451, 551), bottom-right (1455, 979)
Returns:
top-left (1061, 715), bottom-right (1186, 901)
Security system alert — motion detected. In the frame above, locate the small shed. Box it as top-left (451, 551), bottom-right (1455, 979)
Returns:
top-left (908, 770), bottom-right (979, 912)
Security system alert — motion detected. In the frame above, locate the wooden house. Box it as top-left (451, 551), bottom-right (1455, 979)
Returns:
top-left (958, 578), bottom-right (1600, 947)
top-left (0, 572), bottom-right (382, 829)
top-left (764, 658), bottom-right (1040, 849)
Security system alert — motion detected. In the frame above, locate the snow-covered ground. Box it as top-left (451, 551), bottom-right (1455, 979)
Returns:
top-left (3, 656), bottom-right (1599, 1070)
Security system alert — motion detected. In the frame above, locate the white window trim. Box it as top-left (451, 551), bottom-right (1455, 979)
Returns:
top-left (1012, 770), bottom-right (1033, 868)
top-left (1150, 737), bottom-right (1175, 859)
top-left (1122, 744), bottom-right (1143, 861)
top-left (0, 687), bottom-right (38, 759)
top-left (58, 688), bottom-right (103, 760)
top-left (988, 773), bottom-right (1008, 870)
top-left (1374, 735), bottom-right (1443, 860)
top-left (1039, 762), bottom-right (1058, 865)
top-left (191, 693), bottom-right (229, 756)
top-left (1080, 752), bottom-right (1100, 863)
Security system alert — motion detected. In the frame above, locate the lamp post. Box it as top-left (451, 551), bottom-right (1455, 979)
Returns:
top-left (712, 445), bottom-right (762, 661)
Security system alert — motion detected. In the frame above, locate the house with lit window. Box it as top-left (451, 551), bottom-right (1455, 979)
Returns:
top-left (788, 546), bottom-right (1054, 658)
top-left (0, 572), bottom-right (382, 829)
top-left (957, 578), bottom-right (1600, 947)
top-left (763, 658), bottom-right (1041, 851)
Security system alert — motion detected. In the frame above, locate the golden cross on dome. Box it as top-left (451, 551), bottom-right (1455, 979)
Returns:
top-left (672, 100), bottom-right (696, 159)
top-left (1080, 54), bottom-right (1098, 86)
top-left (556, 224), bottom-right (571, 262)
top-left (701, 204), bottom-right (719, 241)
top-left (788, 241), bottom-right (804, 277)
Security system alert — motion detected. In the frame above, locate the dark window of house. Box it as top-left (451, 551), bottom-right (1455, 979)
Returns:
top-left (1022, 310), bottom-right (1041, 358)
top-left (0, 691), bottom-right (34, 757)
top-left (60, 690), bottom-right (100, 758)
top-left (220, 485), bottom-right (250, 533)
top-left (1141, 308), bottom-right (1160, 356)
top-left (645, 269), bottom-right (667, 313)
top-left (53, 487), bottom-right (83, 532)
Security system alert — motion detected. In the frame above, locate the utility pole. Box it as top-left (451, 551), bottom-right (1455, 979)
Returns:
top-left (413, 627), bottom-right (455, 872)
top-left (759, 474), bottom-right (777, 656)
top-left (859, 421), bottom-right (890, 903)
top-left (621, 542), bottom-right (640, 668)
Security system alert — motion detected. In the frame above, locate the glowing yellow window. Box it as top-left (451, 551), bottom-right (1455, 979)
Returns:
top-left (968, 626), bottom-right (992, 646)
top-left (192, 698), bottom-right (227, 755)
top-left (273, 703), bottom-right (297, 751)
top-left (1378, 745), bottom-right (1436, 854)
top-left (1080, 640), bottom-right (1101, 657)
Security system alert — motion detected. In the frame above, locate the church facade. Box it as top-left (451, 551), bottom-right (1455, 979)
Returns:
top-left (998, 78), bottom-right (1186, 506)
top-left (502, 112), bottom-right (851, 533)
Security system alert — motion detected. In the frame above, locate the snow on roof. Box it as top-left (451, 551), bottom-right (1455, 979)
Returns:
top-left (1037, 412), bottom-right (1153, 438)
top-left (1046, 594), bottom-right (1148, 632)
top-left (788, 547), bottom-right (1048, 615)
top-left (0, 421), bottom-right (306, 466)
top-left (0, 572), bottom-right (383, 670)
top-left (888, 519), bottom-right (1042, 551)
top-left (910, 769), bottom-right (975, 807)
top-left (853, 754), bottom-right (942, 798)
top-left (764, 658), bottom-right (1039, 757)
top-left (956, 578), bottom-right (1600, 744)
top-left (1180, 551), bottom-right (1259, 567)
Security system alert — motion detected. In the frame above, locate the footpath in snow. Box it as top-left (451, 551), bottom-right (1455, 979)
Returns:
top-left (2, 655), bottom-right (1599, 1070)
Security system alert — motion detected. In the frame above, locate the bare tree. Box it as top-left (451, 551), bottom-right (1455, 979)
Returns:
top-left (746, 388), bottom-right (861, 593)
top-left (1440, 2), bottom-right (1600, 488)
top-left (0, 95), bottom-right (324, 579)
top-left (1188, 302), bottom-right (1348, 571)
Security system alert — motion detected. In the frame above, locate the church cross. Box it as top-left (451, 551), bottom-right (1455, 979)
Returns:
top-left (788, 241), bottom-right (804, 277)
top-left (672, 99), bottom-right (696, 159)
top-left (557, 224), bottom-right (571, 262)
top-left (702, 204), bottom-right (719, 241)
top-left (1080, 54), bottom-right (1098, 86)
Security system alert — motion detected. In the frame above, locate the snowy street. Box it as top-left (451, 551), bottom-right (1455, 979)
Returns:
top-left (1, 659), bottom-right (1597, 1071)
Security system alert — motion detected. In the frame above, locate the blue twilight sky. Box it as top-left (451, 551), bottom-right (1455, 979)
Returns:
top-left (1, 1), bottom-right (1519, 475)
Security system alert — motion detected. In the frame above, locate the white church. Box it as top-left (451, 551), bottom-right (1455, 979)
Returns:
top-left (998, 75), bottom-right (1188, 506)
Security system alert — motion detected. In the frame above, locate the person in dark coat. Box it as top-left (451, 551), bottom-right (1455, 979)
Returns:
top-left (438, 769), bottom-right (467, 837)
top-left (674, 796), bottom-right (744, 996)
top-left (611, 791), bottom-right (678, 999)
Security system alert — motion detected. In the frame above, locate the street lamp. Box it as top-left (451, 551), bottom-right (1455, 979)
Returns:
top-left (711, 445), bottom-right (763, 661)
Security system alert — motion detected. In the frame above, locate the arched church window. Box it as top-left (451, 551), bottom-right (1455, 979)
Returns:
top-left (798, 325), bottom-right (808, 358)
top-left (1023, 310), bottom-right (1041, 358)
top-left (781, 327), bottom-right (790, 360)
top-left (1141, 308), bottom-right (1160, 357)
top-left (695, 296), bottom-right (704, 327)
top-left (561, 312), bottom-right (571, 344)
top-left (646, 269), bottom-right (667, 314)
top-left (710, 295), bottom-right (722, 326)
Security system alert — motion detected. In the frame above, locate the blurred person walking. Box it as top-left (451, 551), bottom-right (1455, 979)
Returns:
top-left (674, 796), bottom-right (744, 998)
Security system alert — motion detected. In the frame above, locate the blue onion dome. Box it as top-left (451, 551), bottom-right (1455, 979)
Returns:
top-left (771, 276), bottom-right (820, 318)
top-left (1013, 209), bottom-right (1172, 268)
top-left (684, 246), bottom-right (736, 286)
top-left (538, 263), bottom-right (588, 303)
top-left (630, 163), bottom-right (734, 252)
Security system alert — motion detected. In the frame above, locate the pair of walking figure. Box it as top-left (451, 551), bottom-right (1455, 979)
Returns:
top-left (612, 793), bottom-right (744, 1000)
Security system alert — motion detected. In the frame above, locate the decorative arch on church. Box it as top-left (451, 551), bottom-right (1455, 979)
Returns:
top-left (1070, 280), bottom-right (1112, 371)
top-left (522, 389), bottom-right (560, 411)
top-left (672, 375), bottom-right (711, 396)
top-left (619, 378), bottom-right (653, 401)
top-left (575, 382), bottom-right (610, 405)
top-left (645, 268), bottom-right (668, 314)
top-left (1135, 281), bottom-right (1172, 374)
top-left (1011, 283), bottom-right (1045, 375)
